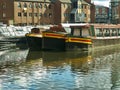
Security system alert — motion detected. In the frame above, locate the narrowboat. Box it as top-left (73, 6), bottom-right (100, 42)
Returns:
top-left (26, 23), bottom-right (120, 51)
top-left (42, 23), bottom-right (92, 51)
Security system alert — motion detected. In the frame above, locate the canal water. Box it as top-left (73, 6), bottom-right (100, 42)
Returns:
top-left (0, 46), bottom-right (120, 90)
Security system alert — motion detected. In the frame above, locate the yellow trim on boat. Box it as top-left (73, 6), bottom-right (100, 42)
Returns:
top-left (66, 37), bottom-right (92, 44)
top-left (26, 33), bottom-right (42, 38)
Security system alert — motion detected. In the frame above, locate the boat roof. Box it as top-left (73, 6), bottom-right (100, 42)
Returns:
top-left (60, 23), bottom-right (120, 29)
top-left (61, 23), bottom-right (90, 28)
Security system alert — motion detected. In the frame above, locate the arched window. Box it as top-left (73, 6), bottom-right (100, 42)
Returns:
top-left (29, 3), bottom-right (33, 8)
top-left (38, 3), bottom-right (42, 8)
top-left (48, 4), bottom-right (51, 9)
top-left (24, 3), bottom-right (27, 8)
top-left (35, 3), bottom-right (38, 8)
top-left (18, 2), bottom-right (21, 8)
top-left (44, 4), bottom-right (47, 8)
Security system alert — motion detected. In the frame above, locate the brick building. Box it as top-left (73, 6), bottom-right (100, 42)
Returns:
top-left (0, 0), bottom-right (94, 25)
top-left (95, 5), bottom-right (109, 23)
top-left (70, 0), bottom-right (91, 23)
top-left (111, 0), bottom-right (120, 24)
top-left (0, 0), bottom-right (14, 25)
top-left (0, 0), bottom-right (54, 25)
top-left (53, 0), bottom-right (72, 24)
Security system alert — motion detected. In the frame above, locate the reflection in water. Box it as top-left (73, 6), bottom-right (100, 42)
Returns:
top-left (0, 47), bottom-right (120, 90)
top-left (0, 49), bottom-right (28, 68)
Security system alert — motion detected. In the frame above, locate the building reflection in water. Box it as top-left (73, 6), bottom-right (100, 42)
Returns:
top-left (0, 47), bottom-right (120, 89)
top-left (26, 47), bottom-right (120, 90)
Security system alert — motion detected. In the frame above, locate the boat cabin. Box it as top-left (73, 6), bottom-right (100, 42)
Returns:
top-left (61, 23), bottom-right (91, 38)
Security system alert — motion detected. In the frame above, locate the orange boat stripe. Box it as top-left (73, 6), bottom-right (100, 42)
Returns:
top-left (70, 38), bottom-right (91, 42)
top-left (45, 33), bottom-right (65, 37)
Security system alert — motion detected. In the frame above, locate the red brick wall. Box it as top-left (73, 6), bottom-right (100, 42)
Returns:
top-left (0, 0), bottom-right (14, 24)
top-left (53, 1), bottom-right (61, 24)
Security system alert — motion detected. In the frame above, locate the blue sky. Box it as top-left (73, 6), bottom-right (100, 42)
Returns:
top-left (92, 0), bottom-right (110, 7)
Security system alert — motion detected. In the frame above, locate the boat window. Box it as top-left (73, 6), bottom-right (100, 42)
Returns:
top-left (72, 27), bottom-right (90, 37)
top-left (116, 28), bottom-right (119, 36)
top-left (95, 28), bottom-right (103, 37)
top-left (112, 29), bottom-right (117, 36)
top-left (73, 28), bottom-right (81, 36)
top-left (82, 28), bottom-right (90, 37)
top-left (95, 28), bottom-right (100, 36)
top-left (99, 29), bottom-right (103, 36)
top-left (64, 27), bottom-right (71, 34)
top-left (105, 29), bottom-right (110, 36)
top-left (118, 28), bottom-right (120, 36)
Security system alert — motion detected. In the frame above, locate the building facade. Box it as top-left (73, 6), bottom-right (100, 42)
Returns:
top-left (95, 5), bottom-right (109, 23)
top-left (0, 0), bottom-right (54, 25)
top-left (14, 0), bottom-right (54, 25)
top-left (70, 0), bottom-right (91, 23)
top-left (111, 0), bottom-right (120, 24)
top-left (0, 0), bottom-right (14, 25)
top-left (0, 0), bottom-right (93, 25)
top-left (53, 0), bottom-right (72, 24)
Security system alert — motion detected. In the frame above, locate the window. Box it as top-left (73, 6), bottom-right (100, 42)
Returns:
top-left (102, 8), bottom-right (106, 14)
top-left (18, 12), bottom-right (22, 17)
top-left (64, 13), bottom-right (66, 17)
top-left (68, 4), bottom-right (71, 8)
top-left (18, 2), bottom-right (21, 8)
top-left (118, 29), bottom-right (120, 36)
top-left (44, 4), bottom-right (47, 8)
top-left (44, 13), bottom-right (47, 17)
top-left (29, 3), bottom-right (33, 8)
top-left (34, 3), bottom-right (38, 8)
top-left (34, 13), bottom-right (38, 17)
top-left (49, 13), bottom-right (52, 18)
top-left (96, 8), bottom-right (99, 14)
top-left (2, 3), bottom-right (6, 8)
top-left (29, 23), bottom-right (32, 25)
top-left (39, 13), bottom-right (42, 17)
top-left (24, 3), bottom-right (27, 8)
top-left (78, 5), bottom-right (81, 9)
top-left (82, 5), bottom-right (83, 9)
top-left (48, 4), bottom-right (51, 9)
top-left (3, 13), bottom-right (6, 17)
top-left (38, 3), bottom-right (42, 8)
top-left (24, 13), bottom-right (27, 17)
top-left (63, 4), bottom-right (66, 8)
top-left (29, 13), bottom-right (32, 17)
